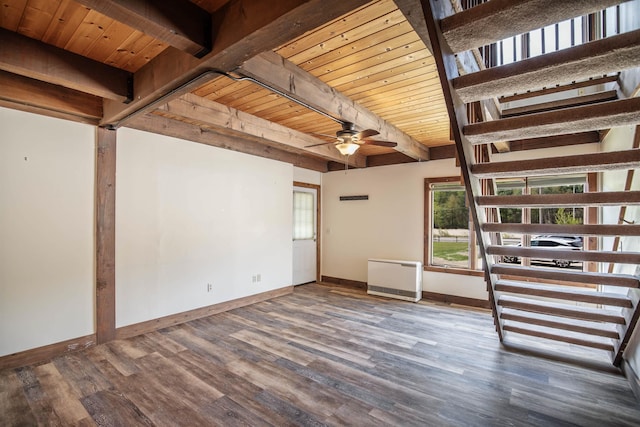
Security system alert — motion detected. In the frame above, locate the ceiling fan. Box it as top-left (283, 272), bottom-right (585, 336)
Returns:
top-left (305, 122), bottom-right (398, 156)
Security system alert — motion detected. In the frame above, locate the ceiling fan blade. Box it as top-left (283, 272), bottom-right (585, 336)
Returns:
top-left (310, 132), bottom-right (338, 139)
top-left (354, 129), bottom-right (379, 140)
top-left (363, 140), bottom-right (398, 147)
top-left (305, 141), bottom-right (335, 148)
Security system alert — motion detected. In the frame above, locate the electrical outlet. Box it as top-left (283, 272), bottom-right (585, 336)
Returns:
top-left (257, 273), bottom-right (261, 282)
top-left (207, 283), bottom-right (212, 292)
top-left (252, 275), bottom-right (257, 283)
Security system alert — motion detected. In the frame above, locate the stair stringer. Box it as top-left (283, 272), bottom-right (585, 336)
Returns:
top-left (420, 0), bottom-right (504, 340)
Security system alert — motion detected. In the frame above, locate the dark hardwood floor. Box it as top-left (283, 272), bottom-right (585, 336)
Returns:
top-left (2, 283), bottom-right (640, 426)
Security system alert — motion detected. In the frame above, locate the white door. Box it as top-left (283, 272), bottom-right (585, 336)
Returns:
top-left (292, 186), bottom-right (317, 285)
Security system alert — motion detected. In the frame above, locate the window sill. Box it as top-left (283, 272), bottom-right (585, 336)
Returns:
top-left (424, 265), bottom-right (485, 278)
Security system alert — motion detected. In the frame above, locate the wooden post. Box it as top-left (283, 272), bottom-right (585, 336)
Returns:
top-left (96, 127), bottom-right (116, 343)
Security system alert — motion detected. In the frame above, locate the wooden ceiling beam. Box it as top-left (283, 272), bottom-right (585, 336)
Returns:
top-left (158, 94), bottom-right (366, 167)
top-left (0, 70), bottom-right (102, 124)
top-left (240, 51), bottom-right (430, 161)
top-left (75, 0), bottom-right (211, 57)
top-left (127, 113), bottom-right (329, 172)
top-left (101, 0), bottom-right (370, 126)
top-left (0, 28), bottom-right (131, 102)
top-left (393, 0), bottom-right (433, 51)
top-left (366, 152), bottom-right (417, 168)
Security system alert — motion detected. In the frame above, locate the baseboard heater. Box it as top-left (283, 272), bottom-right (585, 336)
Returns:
top-left (367, 259), bottom-right (423, 302)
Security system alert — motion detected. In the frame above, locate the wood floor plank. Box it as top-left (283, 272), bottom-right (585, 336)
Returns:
top-left (80, 388), bottom-right (155, 426)
top-left (2, 283), bottom-right (640, 426)
top-left (0, 370), bottom-right (38, 426)
top-left (52, 352), bottom-right (114, 398)
top-left (32, 363), bottom-right (92, 425)
top-left (172, 350), bottom-right (292, 426)
top-left (15, 366), bottom-right (65, 426)
top-left (229, 329), bottom-right (318, 366)
top-left (226, 357), bottom-right (342, 419)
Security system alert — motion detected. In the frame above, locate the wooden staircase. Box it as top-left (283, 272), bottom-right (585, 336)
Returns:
top-left (422, 0), bottom-right (640, 366)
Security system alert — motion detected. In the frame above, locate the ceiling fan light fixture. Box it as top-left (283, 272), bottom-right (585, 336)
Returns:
top-left (336, 142), bottom-right (359, 156)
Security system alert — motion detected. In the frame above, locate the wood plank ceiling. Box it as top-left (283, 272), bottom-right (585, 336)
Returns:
top-left (0, 0), bottom-right (450, 170)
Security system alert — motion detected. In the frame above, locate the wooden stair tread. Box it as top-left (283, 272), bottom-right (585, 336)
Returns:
top-left (477, 190), bottom-right (640, 207)
top-left (501, 90), bottom-right (618, 118)
top-left (482, 222), bottom-right (640, 237)
top-left (471, 149), bottom-right (640, 178)
top-left (440, 0), bottom-right (626, 53)
top-left (498, 295), bottom-right (625, 324)
top-left (495, 280), bottom-right (632, 307)
top-left (501, 308), bottom-right (620, 339)
top-left (499, 75), bottom-right (619, 104)
top-left (502, 324), bottom-right (615, 351)
top-left (488, 245), bottom-right (640, 265)
top-left (491, 264), bottom-right (640, 288)
top-left (464, 97), bottom-right (640, 145)
top-left (453, 29), bottom-right (640, 103)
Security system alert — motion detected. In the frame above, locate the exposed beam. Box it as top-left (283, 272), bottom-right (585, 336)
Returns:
top-left (75, 0), bottom-right (211, 57)
top-left (393, 0), bottom-right (432, 51)
top-left (240, 51), bottom-right (430, 161)
top-left (366, 152), bottom-right (416, 167)
top-left (0, 70), bottom-right (102, 124)
top-left (472, 149), bottom-right (640, 178)
top-left (158, 93), bottom-right (366, 167)
top-left (453, 29), bottom-right (640, 103)
top-left (102, 0), bottom-right (371, 126)
top-left (0, 28), bottom-right (131, 102)
top-left (441, 0), bottom-right (625, 53)
top-left (429, 144), bottom-right (457, 160)
top-left (127, 113), bottom-right (329, 172)
top-left (96, 127), bottom-right (117, 344)
top-left (464, 97), bottom-right (640, 145)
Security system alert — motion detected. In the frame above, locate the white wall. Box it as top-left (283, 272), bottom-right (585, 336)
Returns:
top-left (321, 158), bottom-right (488, 299)
top-left (294, 166), bottom-right (322, 185)
top-left (0, 108), bottom-right (95, 356)
top-left (321, 143), bottom-right (603, 300)
top-left (115, 128), bottom-right (293, 327)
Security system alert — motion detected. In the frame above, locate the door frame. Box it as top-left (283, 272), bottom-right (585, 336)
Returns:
top-left (293, 181), bottom-right (321, 283)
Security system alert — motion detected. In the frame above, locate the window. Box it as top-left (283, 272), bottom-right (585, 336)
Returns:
top-left (495, 175), bottom-right (586, 271)
top-left (424, 175), bottom-right (588, 275)
top-left (425, 177), bottom-right (481, 273)
top-left (293, 191), bottom-right (314, 240)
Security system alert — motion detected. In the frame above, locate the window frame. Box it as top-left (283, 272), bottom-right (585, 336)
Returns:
top-left (424, 177), bottom-right (483, 277)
